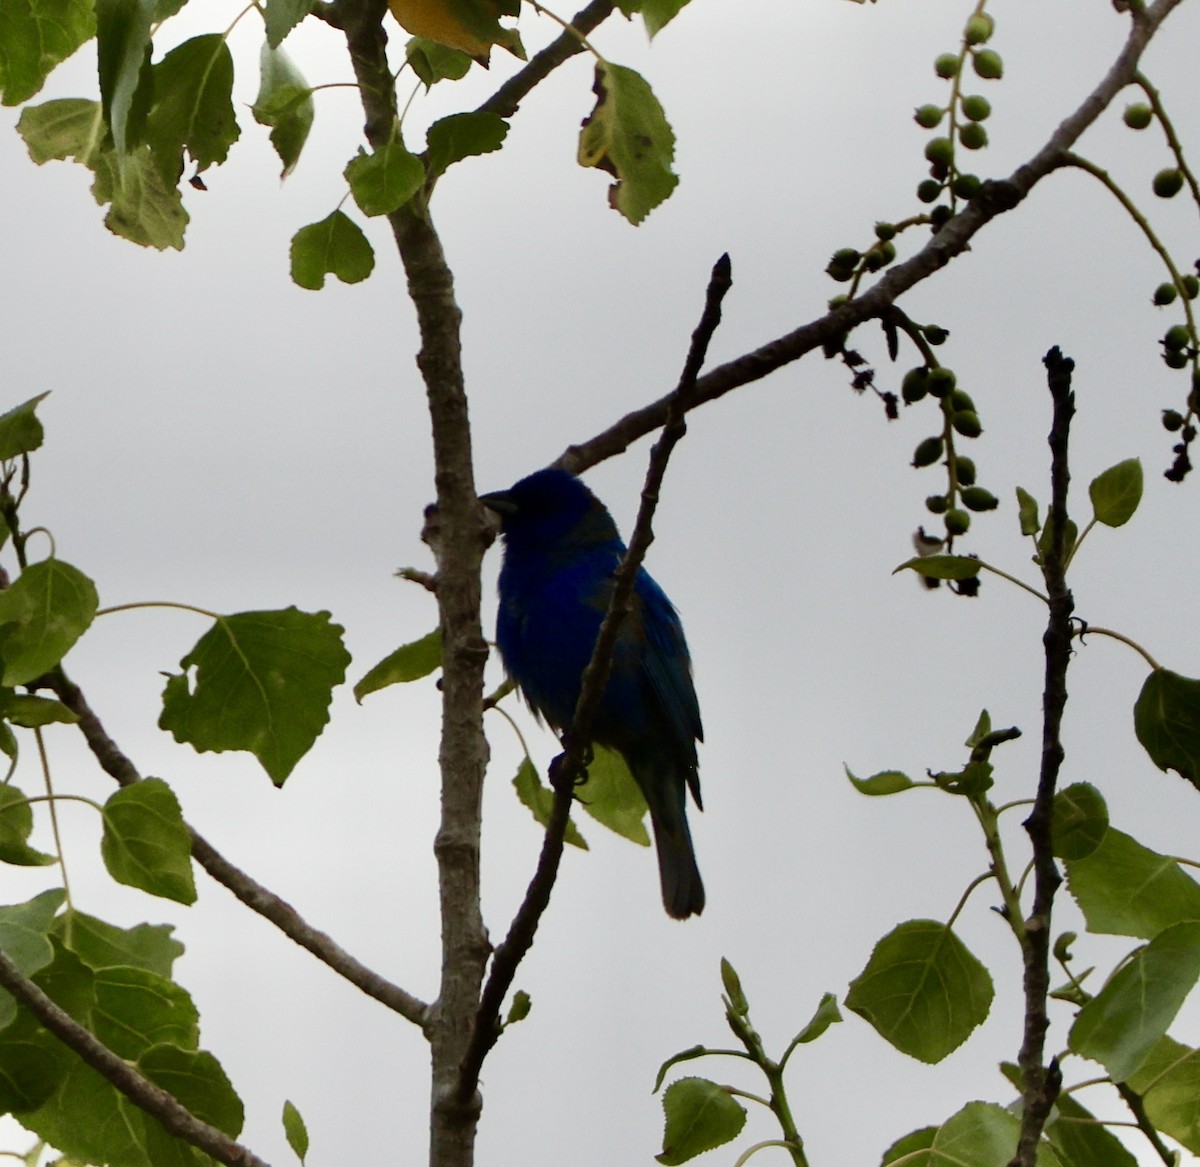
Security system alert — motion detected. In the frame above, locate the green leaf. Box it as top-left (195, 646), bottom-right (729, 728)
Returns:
top-left (100, 778), bottom-right (196, 904)
top-left (576, 746), bottom-right (650, 845)
top-left (1069, 921), bottom-right (1200, 1080)
top-left (1037, 513), bottom-right (1077, 566)
top-left (145, 34), bottom-right (240, 181)
top-left (1015, 486), bottom-right (1040, 536)
top-left (290, 211), bottom-right (375, 290)
top-left (1134, 668), bottom-right (1200, 789)
top-left (405, 36), bottom-right (472, 86)
top-left (1089, 458), bottom-right (1143, 528)
top-left (1, 692), bottom-right (79, 728)
top-left (354, 628), bottom-right (441, 700)
top-left (425, 111), bottom-right (508, 180)
top-left (18, 97), bottom-right (104, 165)
top-left (1065, 826), bottom-right (1200, 939)
top-left (930, 1102), bottom-right (1062, 1167)
top-left (283, 1099), bottom-right (309, 1163)
top-left (652, 1045), bottom-right (708, 1094)
top-left (140, 1044), bottom-right (243, 1137)
top-left (53, 911), bottom-right (183, 978)
top-left (159, 607), bottom-right (350, 786)
top-left (95, 0), bottom-right (155, 154)
top-left (1050, 782), bottom-right (1108, 860)
top-left (0, 890), bottom-right (66, 1030)
top-left (511, 757), bottom-right (587, 849)
top-left (893, 554), bottom-right (981, 580)
top-left (253, 43), bottom-right (313, 179)
top-left (1044, 1091), bottom-right (1139, 1167)
top-left (0, 784), bottom-right (56, 866)
top-left (1126, 1036), bottom-right (1200, 1154)
top-left (263, 0), bottom-right (315, 47)
top-left (845, 918), bottom-right (994, 1063)
top-left (845, 766), bottom-right (916, 796)
top-left (639, 0), bottom-right (692, 37)
top-left (656, 1077), bottom-right (746, 1165)
top-left (91, 144), bottom-right (189, 249)
top-left (791, 991), bottom-right (842, 1045)
top-left (0, 558), bottom-right (97, 684)
top-left (93, 965), bottom-right (199, 1057)
top-left (345, 142), bottom-right (425, 217)
top-left (881, 1126), bottom-right (936, 1166)
top-left (0, 1009), bottom-right (66, 1113)
top-left (0, 0), bottom-right (95, 106)
top-left (0, 392), bottom-right (50, 461)
top-left (578, 61), bottom-right (678, 225)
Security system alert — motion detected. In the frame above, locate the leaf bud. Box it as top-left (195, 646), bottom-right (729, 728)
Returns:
top-left (1163, 409), bottom-right (1185, 432)
top-left (1164, 324), bottom-right (1191, 352)
top-left (927, 367), bottom-right (957, 398)
top-left (964, 13), bottom-right (994, 44)
top-left (944, 508), bottom-right (971, 535)
top-left (917, 178), bottom-right (943, 204)
top-left (926, 494), bottom-right (949, 514)
top-left (1154, 282), bottom-right (1178, 306)
top-left (953, 410), bottom-right (983, 438)
top-left (1153, 168), bottom-right (1184, 198)
top-left (961, 486), bottom-right (999, 512)
top-left (902, 368), bottom-right (931, 403)
top-left (935, 53), bottom-right (961, 79)
top-left (959, 122), bottom-right (988, 150)
top-left (956, 456), bottom-right (977, 485)
top-left (1123, 102), bottom-right (1153, 130)
top-left (960, 94), bottom-right (991, 122)
top-left (914, 104), bottom-right (945, 129)
top-left (913, 436), bottom-right (945, 468)
top-left (972, 49), bottom-right (1003, 80)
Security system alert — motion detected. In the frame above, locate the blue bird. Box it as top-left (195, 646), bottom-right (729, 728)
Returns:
top-left (481, 468), bottom-right (705, 919)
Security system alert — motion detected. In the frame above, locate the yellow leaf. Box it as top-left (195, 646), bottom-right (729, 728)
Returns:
top-left (387, 0), bottom-right (524, 66)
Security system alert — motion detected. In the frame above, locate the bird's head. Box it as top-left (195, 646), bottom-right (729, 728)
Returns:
top-left (480, 468), bottom-right (620, 551)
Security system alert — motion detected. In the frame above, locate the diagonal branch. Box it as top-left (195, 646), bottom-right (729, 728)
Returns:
top-left (0, 947), bottom-right (271, 1167)
top-left (557, 0), bottom-right (1184, 474)
top-left (454, 253), bottom-right (733, 1104)
top-left (41, 669), bottom-right (430, 1026)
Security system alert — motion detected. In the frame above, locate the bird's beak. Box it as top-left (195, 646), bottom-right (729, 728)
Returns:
top-left (478, 490), bottom-right (517, 517)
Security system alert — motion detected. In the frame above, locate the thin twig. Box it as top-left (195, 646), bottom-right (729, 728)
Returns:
top-left (455, 254), bottom-right (733, 1104)
top-left (1115, 1081), bottom-right (1178, 1166)
top-left (40, 669), bottom-right (430, 1026)
top-left (1007, 347), bottom-right (1076, 1167)
top-left (557, 0), bottom-right (1184, 473)
top-left (0, 948), bottom-right (271, 1167)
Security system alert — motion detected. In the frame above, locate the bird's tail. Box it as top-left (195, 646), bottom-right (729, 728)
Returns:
top-left (648, 801), bottom-right (705, 920)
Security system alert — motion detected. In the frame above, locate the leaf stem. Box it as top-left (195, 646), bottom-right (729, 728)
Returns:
top-left (33, 727), bottom-right (70, 911)
top-left (1072, 624), bottom-right (1160, 671)
top-left (94, 600), bottom-right (221, 620)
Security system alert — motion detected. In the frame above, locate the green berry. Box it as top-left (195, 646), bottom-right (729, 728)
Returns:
top-left (930, 204), bottom-right (953, 227)
top-left (1164, 324), bottom-right (1191, 352)
top-left (962, 486), bottom-right (999, 512)
top-left (964, 13), bottom-right (994, 44)
top-left (952, 173), bottom-right (982, 200)
top-left (1123, 103), bottom-right (1153, 130)
top-left (927, 367), bottom-right (956, 397)
top-left (944, 508), bottom-right (971, 535)
top-left (950, 388), bottom-right (976, 413)
top-left (959, 122), bottom-right (988, 150)
top-left (874, 221), bottom-right (897, 241)
top-left (1154, 282), bottom-right (1179, 306)
top-left (1183, 275), bottom-right (1200, 299)
top-left (961, 94), bottom-right (991, 122)
top-left (926, 494), bottom-right (949, 514)
top-left (827, 294), bottom-right (849, 310)
top-left (972, 49), bottom-right (1003, 80)
top-left (864, 240), bottom-right (897, 271)
top-left (1164, 349), bottom-right (1190, 370)
top-left (914, 104), bottom-right (945, 129)
top-left (935, 53), bottom-right (961, 79)
top-left (923, 325), bottom-right (949, 346)
top-left (956, 456), bottom-right (977, 486)
top-left (925, 136), bottom-right (954, 167)
top-left (1154, 168), bottom-right (1185, 198)
top-left (913, 436), bottom-right (945, 468)
top-left (953, 410), bottom-right (983, 438)
top-left (917, 179), bottom-right (943, 204)
top-left (826, 248), bottom-right (860, 282)
top-left (902, 368), bottom-right (931, 403)
top-left (1163, 409), bottom-right (1185, 432)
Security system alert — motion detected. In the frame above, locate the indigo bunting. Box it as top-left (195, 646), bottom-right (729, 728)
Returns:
top-left (482, 468), bottom-right (705, 919)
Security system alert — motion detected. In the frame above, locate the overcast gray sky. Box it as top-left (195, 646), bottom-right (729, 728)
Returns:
top-left (3, 1), bottom-right (1200, 1163)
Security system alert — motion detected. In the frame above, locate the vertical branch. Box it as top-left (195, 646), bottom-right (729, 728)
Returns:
top-left (1009, 347), bottom-right (1076, 1167)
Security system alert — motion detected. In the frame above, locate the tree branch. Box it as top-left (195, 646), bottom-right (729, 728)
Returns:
top-left (1008, 347), bottom-right (1076, 1167)
top-left (455, 254), bottom-right (733, 1104)
top-left (41, 669), bottom-right (430, 1026)
top-left (557, 0), bottom-right (1185, 474)
top-left (0, 948), bottom-right (271, 1167)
